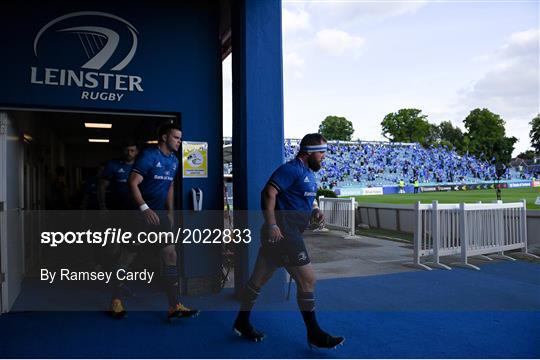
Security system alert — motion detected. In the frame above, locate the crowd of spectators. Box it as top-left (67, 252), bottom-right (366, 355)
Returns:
top-left (284, 139), bottom-right (527, 189)
top-left (224, 139), bottom-right (531, 189)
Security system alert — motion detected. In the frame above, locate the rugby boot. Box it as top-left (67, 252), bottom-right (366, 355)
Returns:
top-left (232, 319), bottom-right (265, 342)
top-left (167, 303), bottom-right (200, 321)
top-left (307, 330), bottom-right (345, 349)
top-left (110, 298), bottom-right (126, 319)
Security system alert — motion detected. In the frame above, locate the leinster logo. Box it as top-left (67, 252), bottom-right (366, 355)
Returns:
top-left (34, 11), bottom-right (138, 71)
top-left (30, 11), bottom-right (143, 102)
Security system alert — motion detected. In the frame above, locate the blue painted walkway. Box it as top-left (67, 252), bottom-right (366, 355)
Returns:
top-left (0, 261), bottom-right (539, 358)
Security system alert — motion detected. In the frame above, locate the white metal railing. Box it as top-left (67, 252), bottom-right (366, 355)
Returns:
top-left (410, 200), bottom-right (538, 270)
top-left (412, 202), bottom-right (461, 270)
top-left (318, 196), bottom-right (356, 236)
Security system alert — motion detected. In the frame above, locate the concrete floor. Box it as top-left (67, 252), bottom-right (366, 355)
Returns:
top-left (222, 229), bottom-right (540, 287)
top-left (304, 230), bottom-right (418, 279)
top-left (304, 229), bottom-right (540, 279)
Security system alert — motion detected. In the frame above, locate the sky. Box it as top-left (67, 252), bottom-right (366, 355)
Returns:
top-left (223, 0), bottom-right (539, 157)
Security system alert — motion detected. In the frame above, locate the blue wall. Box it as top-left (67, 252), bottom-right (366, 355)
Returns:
top-left (232, 0), bottom-right (286, 299)
top-left (0, 1), bottom-right (223, 279)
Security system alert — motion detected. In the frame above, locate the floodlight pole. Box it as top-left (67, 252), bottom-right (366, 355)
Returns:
top-left (496, 176), bottom-right (502, 201)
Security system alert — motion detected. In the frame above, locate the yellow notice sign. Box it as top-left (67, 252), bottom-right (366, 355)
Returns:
top-left (182, 141), bottom-right (208, 178)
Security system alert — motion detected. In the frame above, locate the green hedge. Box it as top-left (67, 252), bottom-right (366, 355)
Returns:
top-left (317, 188), bottom-right (337, 199)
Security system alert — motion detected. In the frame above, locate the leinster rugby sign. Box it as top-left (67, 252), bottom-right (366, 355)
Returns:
top-left (30, 11), bottom-right (143, 102)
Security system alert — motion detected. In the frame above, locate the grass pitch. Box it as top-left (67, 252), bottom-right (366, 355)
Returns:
top-left (353, 187), bottom-right (540, 210)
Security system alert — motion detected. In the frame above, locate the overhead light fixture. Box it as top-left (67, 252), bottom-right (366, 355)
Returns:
top-left (88, 139), bottom-right (109, 143)
top-left (146, 140), bottom-right (158, 144)
top-left (85, 123), bottom-right (112, 129)
top-left (23, 134), bottom-right (33, 142)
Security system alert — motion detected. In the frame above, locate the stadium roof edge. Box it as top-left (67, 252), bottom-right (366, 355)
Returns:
top-left (223, 137), bottom-right (417, 147)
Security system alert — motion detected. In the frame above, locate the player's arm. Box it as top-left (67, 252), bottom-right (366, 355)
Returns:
top-left (80, 180), bottom-right (91, 210)
top-left (97, 178), bottom-right (109, 210)
top-left (261, 184), bottom-right (278, 224)
top-left (128, 172), bottom-right (160, 225)
top-left (311, 199), bottom-right (324, 226)
top-left (261, 183), bottom-right (283, 242)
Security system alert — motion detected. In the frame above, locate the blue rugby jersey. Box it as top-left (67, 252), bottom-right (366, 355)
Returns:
top-left (101, 160), bottom-right (135, 209)
top-left (131, 147), bottom-right (179, 210)
top-left (266, 158), bottom-right (317, 233)
top-left (82, 175), bottom-right (99, 210)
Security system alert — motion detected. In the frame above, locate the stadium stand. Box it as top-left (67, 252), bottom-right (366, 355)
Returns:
top-left (285, 139), bottom-right (531, 188)
top-left (224, 139), bottom-right (536, 193)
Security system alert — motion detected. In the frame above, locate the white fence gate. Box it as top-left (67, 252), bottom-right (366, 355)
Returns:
top-left (410, 200), bottom-right (538, 270)
top-left (318, 196), bottom-right (356, 237)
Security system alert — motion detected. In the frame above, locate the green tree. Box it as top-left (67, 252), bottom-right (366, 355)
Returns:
top-left (463, 108), bottom-right (517, 164)
top-left (517, 150), bottom-right (536, 161)
top-left (425, 123), bottom-right (441, 147)
top-left (318, 116), bottom-right (354, 141)
top-left (381, 108), bottom-right (430, 144)
top-left (438, 120), bottom-right (465, 152)
top-left (530, 114), bottom-right (540, 153)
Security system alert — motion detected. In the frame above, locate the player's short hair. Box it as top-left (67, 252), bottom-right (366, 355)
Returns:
top-left (122, 139), bottom-right (138, 149)
top-left (299, 133), bottom-right (327, 155)
top-left (158, 121), bottom-right (181, 142)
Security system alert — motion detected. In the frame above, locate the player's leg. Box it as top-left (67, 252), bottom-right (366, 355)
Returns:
top-left (286, 260), bottom-right (345, 349)
top-left (233, 250), bottom-right (277, 342)
top-left (109, 245), bottom-right (137, 318)
top-left (162, 244), bottom-right (199, 319)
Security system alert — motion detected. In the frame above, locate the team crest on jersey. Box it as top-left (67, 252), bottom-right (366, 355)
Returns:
top-left (118, 168), bottom-right (125, 173)
top-left (156, 162), bottom-right (162, 168)
top-left (304, 176), bottom-right (310, 183)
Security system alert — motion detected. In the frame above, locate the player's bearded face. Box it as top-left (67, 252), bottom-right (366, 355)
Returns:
top-left (124, 146), bottom-right (138, 162)
top-left (307, 151), bottom-right (325, 172)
